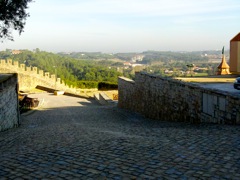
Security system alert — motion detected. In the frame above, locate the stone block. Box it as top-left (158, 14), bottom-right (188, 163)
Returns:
top-left (39, 70), bottom-right (44, 76)
top-left (7, 59), bottom-right (12, 65)
top-left (13, 61), bottom-right (19, 67)
top-left (26, 67), bottom-right (31, 72)
top-left (54, 90), bottom-right (65, 96)
top-left (20, 64), bottom-right (25, 70)
top-left (57, 78), bottom-right (61, 83)
top-left (1, 59), bottom-right (6, 65)
top-left (32, 67), bottom-right (38, 74)
top-left (51, 74), bottom-right (56, 80)
top-left (45, 72), bottom-right (50, 78)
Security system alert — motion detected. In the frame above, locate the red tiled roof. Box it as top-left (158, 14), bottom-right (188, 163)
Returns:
top-left (230, 32), bottom-right (240, 42)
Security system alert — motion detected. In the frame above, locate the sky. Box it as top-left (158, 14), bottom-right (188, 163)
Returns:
top-left (1, 0), bottom-right (240, 53)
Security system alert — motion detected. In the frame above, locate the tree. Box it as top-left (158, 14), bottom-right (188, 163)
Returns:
top-left (0, 0), bottom-right (33, 41)
top-left (186, 64), bottom-right (195, 76)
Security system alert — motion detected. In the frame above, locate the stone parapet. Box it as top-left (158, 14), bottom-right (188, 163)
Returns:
top-left (118, 72), bottom-right (240, 124)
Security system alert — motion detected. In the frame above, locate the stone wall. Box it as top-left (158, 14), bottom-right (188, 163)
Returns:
top-left (118, 72), bottom-right (240, 124)
top-left (0, 74), bottom-right (20, 131)
top-left (0, 59), bottom-right (79, 95)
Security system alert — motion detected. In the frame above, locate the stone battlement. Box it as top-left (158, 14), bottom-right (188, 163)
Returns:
top-left (0, 59), bottom-right (66, 87)
top-left (0, 59), bottom-right (87, 96)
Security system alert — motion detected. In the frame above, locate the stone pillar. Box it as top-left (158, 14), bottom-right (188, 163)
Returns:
top-left (32, 67), bottom-right (38, 74)
top-left (20, 64), bottom-right (25, 71)
top-left (45, 72), bottom-right (50, 78)
top-left (57, 78), bottom-right (61, 83)
top-left (1, 59), bottom-right (6, 66)
top-left (7, 59), bottom-right (12, 65)
top-left (26, 67), bottom-right (31, 72)
top-left (13, 61), bottom-right (19, 68)
top-left (39, 70), bottom-right (44, 76)
top-left (51, 74), bottom-right (56, 80)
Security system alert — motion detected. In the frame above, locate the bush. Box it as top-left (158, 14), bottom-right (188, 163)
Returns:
top-left (98, 82), bottom-right (118, 90)
top-left (76, 81), bottom-right (98, 89)
top-left (76, 81), bottom-right (118, 90)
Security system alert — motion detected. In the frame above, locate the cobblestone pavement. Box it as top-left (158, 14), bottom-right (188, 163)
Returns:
top-left (1, 93), bottom-right (240, 179)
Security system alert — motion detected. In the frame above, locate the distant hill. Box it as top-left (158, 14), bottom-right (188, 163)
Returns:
top-left (0, 49), bottom-right (227, 86)
top-left (57, 50), bottom-right (228, 63)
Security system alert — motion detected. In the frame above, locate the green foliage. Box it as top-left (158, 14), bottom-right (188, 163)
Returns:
top-left (76, 81), bottom-right (98, 89)
top-left (75, 81), bottom-right (118, 90)
top-left (98, 82), bottom-right (118, 90)
top-left (57, 52), bottom-right (114, 60)
top-left (0, 0), bottom-right (33, 41)
top-left (114, 53), bottom-right (138, 61)
top-left (142, 51), bottom-right (208, 64)
top-left (76, 81), bottom-right (118, 90)
top-left (0, 50), bottom-right (124, 88)
top-left (0, 49), bottom-right (219, 86)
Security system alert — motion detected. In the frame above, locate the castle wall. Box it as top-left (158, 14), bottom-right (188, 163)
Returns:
top-left (0, 59), bottom-right (79, 95)
top-left (0, 74), bottom-right (20, 132)
top-left (118, 72), bottom-right (240, 124)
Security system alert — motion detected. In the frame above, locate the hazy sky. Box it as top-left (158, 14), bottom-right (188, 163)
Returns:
top-left (1, 0), bottom-right (240, 53)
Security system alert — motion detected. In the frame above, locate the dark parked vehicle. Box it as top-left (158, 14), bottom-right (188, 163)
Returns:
top-left (234, 77), bottom-right (240, 90)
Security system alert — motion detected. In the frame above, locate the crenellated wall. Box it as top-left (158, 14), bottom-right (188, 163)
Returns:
top-left (118, 72), bottom-right (240, 124)
top-left (0, 74), bottom-right (20, 131)
top-left (0, 59), bottom-right (81, 96)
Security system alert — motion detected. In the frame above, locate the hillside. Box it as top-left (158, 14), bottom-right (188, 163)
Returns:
top-left (0, 49), bottom-right (227, 87)
top-left (0, 50), bottom-right (124, 88)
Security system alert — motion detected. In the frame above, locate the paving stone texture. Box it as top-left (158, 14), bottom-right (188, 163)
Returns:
top-left (0, 93), bottom-right (240, 179)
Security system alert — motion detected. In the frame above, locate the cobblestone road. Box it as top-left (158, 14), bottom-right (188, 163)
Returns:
top-left (1, 93), bottom-right (240, 179)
